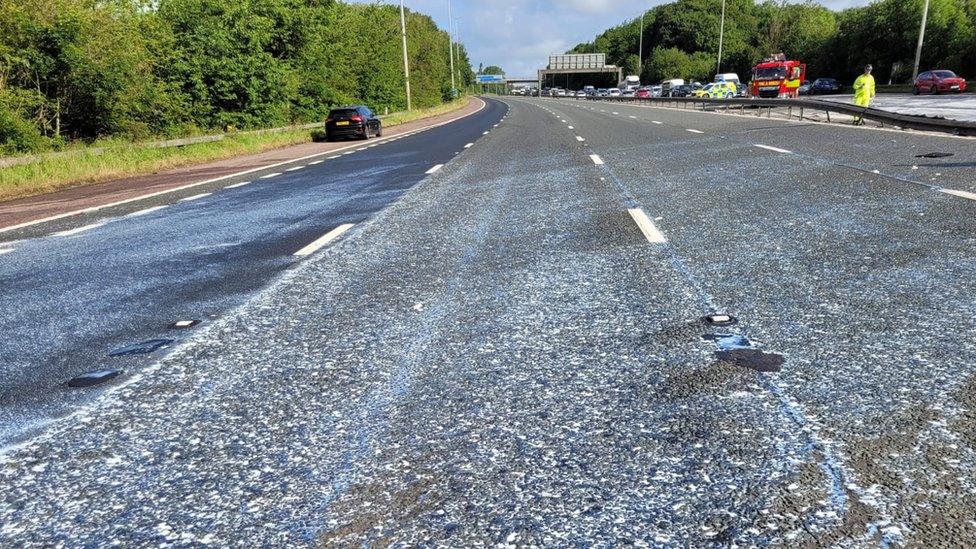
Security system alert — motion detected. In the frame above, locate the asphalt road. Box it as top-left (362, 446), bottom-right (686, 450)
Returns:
top-left (0, 97), bottom-right (505, 447)
top-left (0, 96), bottom-right (974, 546)
top-left (817, 92), bottom-right (976, 122)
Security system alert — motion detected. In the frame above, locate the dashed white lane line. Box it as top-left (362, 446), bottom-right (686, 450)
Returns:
top-left (612, 112), bottom-right (619, 115)
top-left (940, 188), bottom-right (976, 201)
top-left (285, 166), bottom-right (305, 171)
top-left (127, 205), bottom-right (168, 217)
top-left (180, 193), bottom-right (212, 202)
top-left (293, 223), bottom-right (355, 257)
top-left (576, 136), bottom-right (585, 142)
top-left (464, 143), bottom-right (473, 148)
top-left (224, 181), bottom-right (251, 189)
top-left (342, 151), bottom-right (355, 155)
top-left (309, 160), bottom-right (323, 165)
top-left (53, 221), bottom-right (107, 237)
top-left (629, 115), bottom-right (637, 119)
top-left (568, 126), bottom-right (574, 129)
top-left (483, 131), bottom-right (490, 135)
top-left (260, 172), bottom-right (282, 179)
top-left (493, 124), bottom-right (499, 127)
top-left (652, 121), bottom-right (662, 125)
top-left (753, 144), bottom-right (792, 154)
top-left (589, 154), bottom-right (604, 165)
top-left (686, 129), bottom-right (704, 134)
top-left (327, 155), bottom-right (340, 160)
top-left (628, 208), bottom-right (667, 244)
top-left (425, 164), bottom-right (444, 174)
top-left (0, 248), bottom-right (14, 255)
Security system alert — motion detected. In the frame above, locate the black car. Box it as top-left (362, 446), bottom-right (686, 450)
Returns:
top-left (808, 78), bottom-right (841, 95)
top-left (671, 83), bottom-right (701, 97)
top-left (325, 106), bottom-right (381, 141)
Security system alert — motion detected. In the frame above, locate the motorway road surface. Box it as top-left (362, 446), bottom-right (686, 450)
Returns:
top-left (1, 96), bottom-right (975, 546)
top-left (818, 92), bottom-right (976, 122)
top-left (0, 97), bottom-right (504, 446)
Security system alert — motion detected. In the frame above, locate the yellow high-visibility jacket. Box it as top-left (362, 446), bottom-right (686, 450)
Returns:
top-left (853, 74), bottom-right (876, 107)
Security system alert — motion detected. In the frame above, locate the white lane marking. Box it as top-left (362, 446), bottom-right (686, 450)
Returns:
top-left (652, 121), bottom-right (662, 125)
top-left (127, 205), bottom-right (167, 217)
top-left (940, 188), bottom-right (976, 201)
top-left (225, 181), bottom-right (251, 189)
top-left (180, 192), bottom-right (212, 202)
top-left (493, 124), bottom-right (499, 127)
top-left (483, 131), bottom-right (489, 135)
top-left (576, 136), bottom-right (585, 142)
top-left (0, 248), bottom-right (14, 255)
top-left (612, 112), bottom-right (619, 115)
top-left (308, 160), bottom-right (323, 165)
top-left (629, 115), bottom-right (637, 119)
top-left (589, 154), bottom-right (604, 165)
top-left (285, 166), bottom-right (305, 171)
top-left (260, 172), bottom-right (282, 179)
top-left (172, 320), bottom-right (196, 328)
top-left (464, 143), bottom-right (473, 148)
top-left (628, 208), bottom-right (667, 244)
top-left (342, 151), bottom-right (355, 155)
top-left (686, 129), bottom-right (704, 134)
top-left (53, 221), bottom-right (107, 237)
top-left (294, 223), bottom-right (355, 257)
top-left (754, 144), bottom-right (792, 154)
top-left (0, 98), bottom-right (490, 236)
top-left (356, 148), bottom-right (366, 152)
top-left (327, 155), bottom-right (340, 160)
top-left (568, 126), bottom-right (574, 129)
top-left (425, 164), bottom-right (444, 174)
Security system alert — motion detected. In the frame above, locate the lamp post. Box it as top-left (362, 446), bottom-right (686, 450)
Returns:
top-left (911, 0), bottom-right (930, 81)
top-left (716, 0), bottom-right (726, 74)
top-left (400, 0), bottom-right (412, 110)
top-left (638, 11), bottom-right (645, 77)
top-left (447, 0), bottom-right (456, 93)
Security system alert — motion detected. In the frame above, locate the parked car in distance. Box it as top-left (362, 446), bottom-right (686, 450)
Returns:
top-left (807, 78), bottom-right (841, 95)
top-left (324, 106), bottom-right (380, 141)
top-left (651, 85), bottom-right (663, 97)
top-left (661, 78), bottom-right (685, 97)
top-left (597, 88), bottom-right (609, 97)
top-left (576, 90), bottom-right (587, 98)
top-left (798, 80), bottom-right (812, 95)
top-left (635, 86), bottom-right (652, 98)
top-left (621, 88), bottom-right (635, 97)
top-left (608, 88), bottom-right (621, 97)
top-left (693, 81), bottom-right (737, 98)
top-left (671, 83), bottom-right (702, 97)
top-left (583, 85), bottom-right (596, 96)
top-left (914, 70), bottom-right (967, 94)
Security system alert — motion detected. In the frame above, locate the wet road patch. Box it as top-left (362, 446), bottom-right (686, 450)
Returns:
top-left (702, 333), bottom-right (752, 350)
top-left (714, 348), bottom-right (785, 372)
top-left (67, 368), bottom-right (121, 388)
top-left (108, 339), bottom-right (174, 357)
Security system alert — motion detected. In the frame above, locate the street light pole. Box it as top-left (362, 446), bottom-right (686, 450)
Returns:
top-left (447, 0), bottom-right (456, 93)
top-left (638, 12), bottom-right (644, 78)
top-left (454, 17), bottom-right (463, 92)
top-left (911, 0), bottom-right (930, 81)
top-left (717, 0), bottom-right (726, 75)
top-left (399, 0), bottom-right (412, 110)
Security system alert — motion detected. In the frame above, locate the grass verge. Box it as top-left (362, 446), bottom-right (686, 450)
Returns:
top-left (0, 98), bottom-right (469, 203)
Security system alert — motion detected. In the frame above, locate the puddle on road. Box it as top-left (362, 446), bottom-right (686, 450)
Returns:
top-left (714, 348), bottom-right (785, 372)
top-left (702, 333), bottom-right (752, 350)
top-left (67, 368), bottom-right (121, 388)
top-left (108, 338), bottom-right (174, 357)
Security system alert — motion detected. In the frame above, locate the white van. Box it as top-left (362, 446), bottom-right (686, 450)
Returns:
top-left (660, 78), bottom-right (685, 97)
top-left (714, 73), bottom-right (741, 86)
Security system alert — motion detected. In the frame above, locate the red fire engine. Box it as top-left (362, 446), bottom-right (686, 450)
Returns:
top-left (749, 54), bottom-right (806, 98)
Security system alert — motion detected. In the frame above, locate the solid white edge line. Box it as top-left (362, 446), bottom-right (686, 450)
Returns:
top-left (293, 223), bottom-right (355, 257)
top-left (686, 129), bottom-right (704, 134)
top-left (754, 144), bottom-right (792, 154)
top-left (628, 208), bottom-right (667, 244)
top-left (260, 172), bottom-right (282, 179)
top-left (127, 205), bottom-right (168, 217)
top-left (940, 188), bottom-right (976, 201)
top-left (224, 181), bottom-right (251, 189)
top-left (576, 136), bottom-right (585, 142)
top-left (426, 164), bottom-right (444, 174)
top-left (53, 221), bottom-right (107, 237)
top-left (0, 98), bottom-right (490, 235)
top-left (589, 154), bottom-right (604, 165)
top-left (180, 192), bottom-right (212, 202)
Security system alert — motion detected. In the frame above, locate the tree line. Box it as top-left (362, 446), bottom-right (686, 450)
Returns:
top-left (569, 0), bottom-right (975, 87)
top-left (0, 0), bottom-right (474, 155)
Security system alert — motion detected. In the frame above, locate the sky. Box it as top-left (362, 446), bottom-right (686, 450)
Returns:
top-left (350, 0), bottom-right (870, 77)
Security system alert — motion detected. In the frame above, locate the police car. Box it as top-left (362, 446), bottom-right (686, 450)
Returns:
top-left (692, 81), bottom-right (738, 98)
